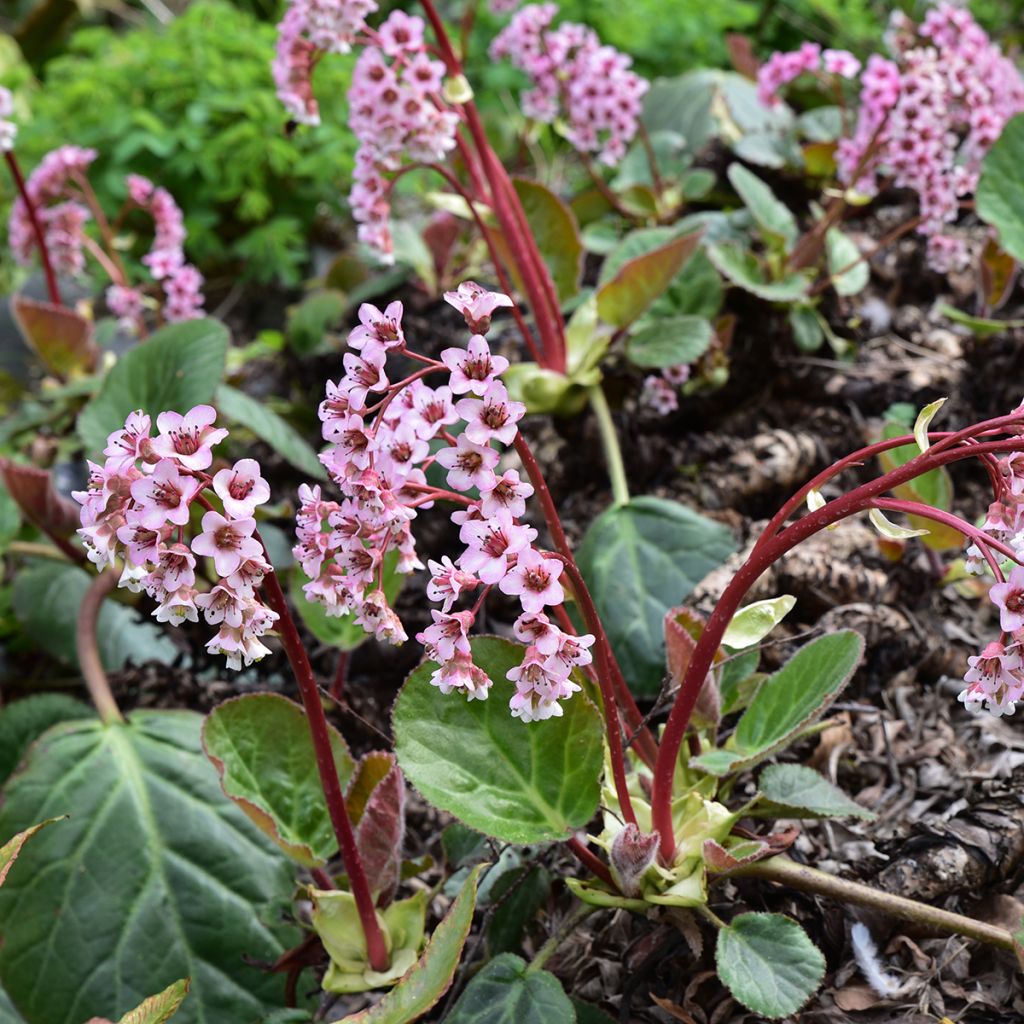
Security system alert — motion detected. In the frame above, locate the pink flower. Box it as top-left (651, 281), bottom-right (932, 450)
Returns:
top-left (426, 556), bottom-right (479, 611)
top-left (441, 334), bottom-right (510, 396)
top-left (213, 459), bottom-right (271, 520)
top-left (378, 9), bottom-right (424, 56)
top-left (150, 405), bottom-right (228, 471)
top-left (354, 588), bottom-right (408, 644)
top-left (115, 522), bottom-right (165, 567)
top-left (191, 510), bottom-right (262, 577)
top-left (989, 567), bottom-right (1024, 632)
top-left (129, 459), bottom-right (194, 529)
top-left (443, 282), bottom-right (514, 334)
top-left (195, 583), bottom-right (246, 628)
top-left (640, 375), bottom-right (678, 416)
top-left (459, 511), bottom-right (536, 584)
top-left (959, 640), bottom-right (1024, 716)
top-left (417, 609), bottom-right (475, 662)
top-left (341, 349), bottom-right (390, 409)
top-left (545, 630), bottom-right (596, 675)
top-left (348, 300), bottom-right (406, 357)
top-left (103, 411), bottom-right (151, 470)
top-left (480, 469), bottom-right (534, 519)
top-left (409, 382), bottom-right (458, 439)
top-left (498, 547), bottom-right (564, 612)
top-left (507, 650), bottom-right (580, 721)
top-left (513, 611), bottom-right (561, 655)
top-left (155, 542), bottom-right (197, 592)
top-left (429, 651), bottom-right (492, 699)
top-left (823, 49), bottom-right (861, 78)
top-left (456, 381), bottom-right (525, 446)
top-left (434, 435), bottom-right (500, 492)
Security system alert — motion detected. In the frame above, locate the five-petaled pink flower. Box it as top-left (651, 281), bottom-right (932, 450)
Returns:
top-left (214, 459), bottom-right (271, 520)
top-left (456, 381), bottom-right (525, 446)
top-left (129, 458), bottom-right (194, 529)
top-left (150, 405), bottom-right (228, 471)
top-left (191, 510), bottom-right (262, 577)
top-left (443, 282), bottom-right (514, 334)
top-left (498, 547), bottom-right (564, 613)
top-left (434, 435), bottom-right (500, 492)
top-left (989, 567), bottom-right (1024, 632)
top-left (441, 335), bottom-right (510, 396)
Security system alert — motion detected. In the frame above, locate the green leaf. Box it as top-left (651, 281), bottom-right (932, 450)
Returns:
top-left (722, 595), bottom-right (796, 650)
top-left (695, 631), bottom-right (863, 774)
top-left (513, 179), bottom-right (584, 304)
top-left (715, 913), bottom-right (825, 1019)
top-left (626, 316), bottom-right (713, 369)
top-left (937, 302), bottom-right (1024, 337)
top-left (202, 694), bottom-right (355, 867)
top-left (719, 648), bottom-right (762, 717)
top-left (78, 319), bottom-right (230, 454)
top-left (0, 818), bottom-right (64, 888)
top-left (913, 397), bottom-right (946, 453)
top-left (596, 232), bottom-right (703, 328)
top-left (0, 987), bottom-right (24, 1024)
top-left (0, 694), bottom-right (94, 786)
top-left (706, 242), bottom-right (810, 302)
top-left (753, 764), bottom-right (875, 820)
top-left (571, 999), bottom-right (617, 1024)
top-left (12, 562), bottom-right (177, 671)
top-left (441, 823), bottom-right (489, 869)
top-left (290, 548), bottom-right (405, 651)
top-left (117, 979), bottom-right (191, 1024)
top-left (0, 711), bottom-right (296, 1024)
top-left (977, 113), bottom-right (1024, 262)
top-left (486, 866), bottom-right (550, 956)
top-left (444, 953), bottom-right (574, 1024)
top-left (577, 497), bottom-right (736, 696)
top-left (825, 228), bottom-right (868, 297)
top-left (393, 637), bottom-right (604, 844)
top-left (726, 165), bottom-right (798, 250)
top-left (215, 384), bottom-right (326, 480)
top-left (330, 863), bottom-right (485, 1022)
top-left (286, 290), bottom-right (346, 356)
top-left (788, 307), bottom-right (824, 351)
top-left (653, 248), bottom-right (724, 319)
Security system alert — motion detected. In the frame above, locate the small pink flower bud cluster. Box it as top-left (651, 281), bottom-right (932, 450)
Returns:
top-left (106, 174), bottom-right (204, 325)
top-left (490, 3), bottom-right (648, 166)
top-left (0, 87), bottom-right (16, 153)
top-left (759, 3), bottom-right (1024, 273)
top-left (295, 283), bottom-right (595, 721)
top-left (9, 145), bottom-right (97, 276)
top-left (756, 43), bottom-right (861, 107)
top-left (639, 364), bottom-right (691, 417)
top-left (273, 0), bottom-right (379, 124)
top-left (73, 406), bottom-right (279, 671)
top-left (346, 12), bottom-right (458, 258)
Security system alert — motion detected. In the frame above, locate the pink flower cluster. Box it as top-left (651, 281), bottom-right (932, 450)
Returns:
top-left (490, 3), bottom-right (648, 165)
top-left (106, 175), bottom-right (204, 325)
top-left (639, 364), bottom-right (691, 417)
top-left (295, 283), bottom-right (595, 721)
top-left (760, 4), bottom-right (1024, 272)
top-left (9, 145), bottom-right (97, 276)
top-left (756, 43), bottom-right (861, 106)
top-left (346, 12), bottom-right (459, 258)
top-left (0, 87), bottom-right (16, 153)
top-left (74, 406), bottom-right (279, 671)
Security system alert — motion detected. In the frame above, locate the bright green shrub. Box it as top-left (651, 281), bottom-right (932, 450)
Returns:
top-left (8, 0), bottom-right (357, 285)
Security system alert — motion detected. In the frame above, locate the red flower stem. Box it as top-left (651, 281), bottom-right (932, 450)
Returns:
top-left (870, 497), bottom-right (1018, 579)
top-left (567, 835), bottom-right (615, 886)
top-left (651, 434), bottom-right (1024, 862)
top-left (75, 566), bottom-right (125, 726)
top-left (257, 553), bottom-right (390, 972)
top-left (71, 170), bottom-right (131, 286)
top-left (330, 649), bottom-right (350, 702)
top-left (5, 151), bottom-right (61, 306)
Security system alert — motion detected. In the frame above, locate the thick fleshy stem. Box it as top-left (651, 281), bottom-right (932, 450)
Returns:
top-left (567, 835), bottom-right (615, 887)
top-left (75, 567), bottom-right (125, 725)
top-left (258, 551), bottom-right (390, 972)
top-left (651, 433), bottom-right (1024, 861)
top-left (5, 151), bottom-right (61, 306)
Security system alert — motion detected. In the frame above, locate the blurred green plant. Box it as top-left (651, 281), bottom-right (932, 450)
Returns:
top-left (5, 0), bottom-right (357, 285)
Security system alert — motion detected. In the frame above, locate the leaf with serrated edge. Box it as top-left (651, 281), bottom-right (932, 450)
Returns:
top-left (117, 979), bottom-right (191, 1024)
top-left (706, 242), bottom-right (810, 302)
top-left (913, 397), bottom-right (946, 452)
top-left (393, 637), bottom-right (604, 844)
top-left (722, 596), bottom-right (796, 650)
top-left (0, 818), bottom-right (64, 888)
top-left (626, 316), bottom-right (713, 369)
top-left (752, 764), bottom-right (875, 820)
top-left (578, 497), bottom-right (736, 696)
top-left (868, 507), bottom-right (928, 540)
top-left (715, 913), bottom-right (825, 1019)
top-left (0, 712), bottom-right (296, 1024)
top-left (203, 693), bottom-right (355, 867)
top-left (444, 953), bottom-right (574, 1024)
top-left (727, 165), bottom-right (798, 250)
top-left (330, 863), bottom-right (486, 1023)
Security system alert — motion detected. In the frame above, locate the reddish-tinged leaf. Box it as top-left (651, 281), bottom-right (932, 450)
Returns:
top-left (11, 295), bottom-right (97, 379)
top-left (354, 761), bottom-right (405, 902)
top-left (665, 607), bottom-right (720, 728)
top-left (703, 838), bottom-right (772, 873)
top-left (422, 212), bottom-right (462, 285)
top-left (726, 33), bottom-right (759, 79)
top-left (347, 751), bottom-right (397, 825)
top-left (117, 978), bottom-right (191, 1024)
top-left (979, 236), bottom-right (1018, 312)
top-left (0, 817), bottom-right (65, 887)
top-left (596, 231), bottom-right (702, 328)
top-left (0, 458), bottom-right (80, 538)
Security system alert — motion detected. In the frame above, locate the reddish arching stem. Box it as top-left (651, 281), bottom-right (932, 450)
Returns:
top-left (330, 649), bottom-right (350, 702)
top-left (650, 430), bottom-right (1024, 862)
top-left (5, 151), bottom-right (61, 306)
top-left (567, 835), bottom-right (615, 887)
top-left (75, 566), bottom-right (125, 726)
top-left (257, 547), bottom-right (390, 973)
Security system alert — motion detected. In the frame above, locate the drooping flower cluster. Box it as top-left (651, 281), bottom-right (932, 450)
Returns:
top-left (346, 13), bottom-right (459, 257)
top-left (9, 145), bottom-right (97, 276)
top-left (0, 86), bottom-right (16, 153)
top-left (758, 3), bottom-right (1024, 272)
top-left (490, 3), bottom-right (648, 165)
top-left (106, 175), bottom-right (205, 325)
top-left (295, 283), bottom-right (595, 720)
top-left (74, 406), bottom-right (279, 671)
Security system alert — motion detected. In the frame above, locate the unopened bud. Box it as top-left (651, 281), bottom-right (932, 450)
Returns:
top-left (609, 823), bottom-right (659, 897)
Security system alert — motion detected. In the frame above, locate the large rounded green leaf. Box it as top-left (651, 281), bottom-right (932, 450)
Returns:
top-left (392, 637), bottom-right (604, 844)
top-left (577, 497), bottom-right (736, 696)
top-left (977, 114), bottom-right (1024, 262)
top-left (78, 318), bottom-right (229, 454)
top-left (0, 711), bottom-right (296, 1024)
top-left (444, 953), bottom-right (574, 1024)
top-left (715, 913), bottom-right (825, 1019)
top-left (202, 693), bottom-right (355, 867)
